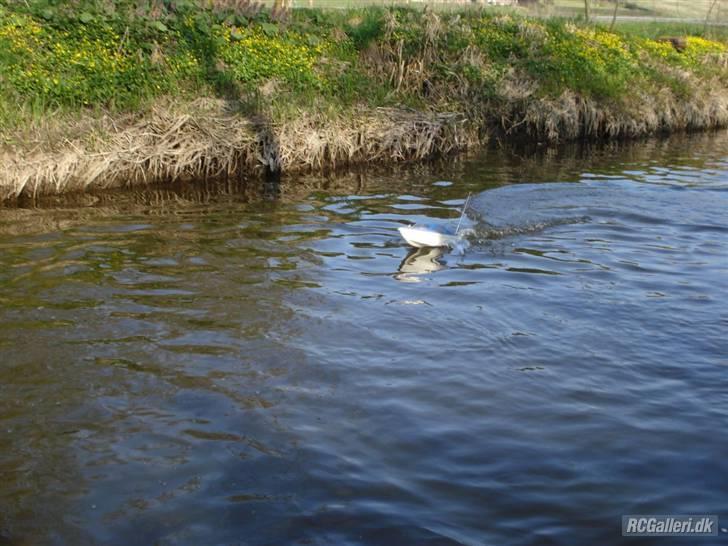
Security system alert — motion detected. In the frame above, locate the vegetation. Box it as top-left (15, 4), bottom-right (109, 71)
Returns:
top-left (1, 0), bottom-right (728, 198)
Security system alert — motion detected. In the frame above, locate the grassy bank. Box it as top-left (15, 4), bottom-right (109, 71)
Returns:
top-left (1, 1), bottom-right (728, 199)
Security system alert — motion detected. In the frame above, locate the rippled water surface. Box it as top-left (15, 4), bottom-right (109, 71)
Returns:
top-left (1, 135), bottom-right (727, 545)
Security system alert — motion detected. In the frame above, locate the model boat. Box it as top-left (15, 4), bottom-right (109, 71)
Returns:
top-left (398, 193), bottom-right (472, 248)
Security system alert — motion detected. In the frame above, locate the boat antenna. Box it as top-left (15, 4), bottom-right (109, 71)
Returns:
top-left (455, 192), bottom-right (472, 235)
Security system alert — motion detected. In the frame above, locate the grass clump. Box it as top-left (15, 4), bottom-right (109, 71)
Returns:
top-left (218, 26), bottom-right (325, 87)
top-left (0, 5), bottom-right (201, 124)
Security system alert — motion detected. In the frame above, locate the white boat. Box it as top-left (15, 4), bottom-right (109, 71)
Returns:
top-left (398, 224), bottom-right (459, 248)
top-left (398, 193), bottom-right (472, 248)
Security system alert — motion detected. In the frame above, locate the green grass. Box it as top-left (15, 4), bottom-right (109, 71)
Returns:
top-left (1, 1), bottom-right (727, 132)
top-left (611, 20), bottom-right (728, 41)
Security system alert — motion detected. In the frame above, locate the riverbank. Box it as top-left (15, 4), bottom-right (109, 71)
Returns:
top-left (1, 2), bottom-right (728, 200)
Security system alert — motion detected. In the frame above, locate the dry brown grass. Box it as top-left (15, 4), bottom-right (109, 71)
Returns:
top-left (0, 99), bottom-right (263, 201)
top-left (0, 98), bottom-right (479, 200)
top-left (3, 79), bottom-right (727, 200)
top-left (518, 80), bottom-right (728, 141)
top-left (3, 76), bottom-right (727, 201)
top-left (275, 107), bottom-right (477, 170)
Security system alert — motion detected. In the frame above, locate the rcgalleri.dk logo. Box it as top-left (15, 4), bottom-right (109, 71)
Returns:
top-left (622, 515), bottom-right (719, 537)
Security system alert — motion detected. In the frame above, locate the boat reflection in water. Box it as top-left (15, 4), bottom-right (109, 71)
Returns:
top-left (395, 246), bottom-right (447, 282)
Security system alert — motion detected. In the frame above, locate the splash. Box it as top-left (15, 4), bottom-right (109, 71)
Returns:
top-left (450, 230), bottom-right (473, 255)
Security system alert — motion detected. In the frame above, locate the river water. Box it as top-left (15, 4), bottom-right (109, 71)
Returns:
top-left (1, 134), bottom-right (727, 545)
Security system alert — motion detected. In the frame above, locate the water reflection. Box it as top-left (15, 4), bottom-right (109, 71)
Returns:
top-left (396, 247), bottom-right (447, 281)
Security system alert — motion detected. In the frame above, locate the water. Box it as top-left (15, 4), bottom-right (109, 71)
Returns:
top-left (1, 134), bottom-right (727, 545)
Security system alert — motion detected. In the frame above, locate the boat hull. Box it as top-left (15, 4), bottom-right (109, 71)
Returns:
top-left (398, 226), bottom-right (458, 248)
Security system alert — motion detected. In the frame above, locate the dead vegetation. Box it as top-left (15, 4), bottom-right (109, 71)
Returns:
top-left (274, 108), bottom-right (475, 170)
top-left (0, 100), bottom-right (478, 200)
top-left (2, 77), bottom-right (727, 200)
top-left (0, 99), bottom-right (261, 200)
top-left (518, 79), bottom-right (728, 141)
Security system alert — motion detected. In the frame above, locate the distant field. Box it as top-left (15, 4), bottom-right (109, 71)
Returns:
top-left (532, 0), bottom-right (726, 21)
top-left (281, 0), bottom-right (728, 23)
top-left (281, 0), bottom-right (728, 39)
top-left (614, 20), bottom-right (728, 40)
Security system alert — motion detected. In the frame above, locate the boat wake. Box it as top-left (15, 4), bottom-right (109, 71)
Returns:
top-left (465, 215), bottom-right (591, 245)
